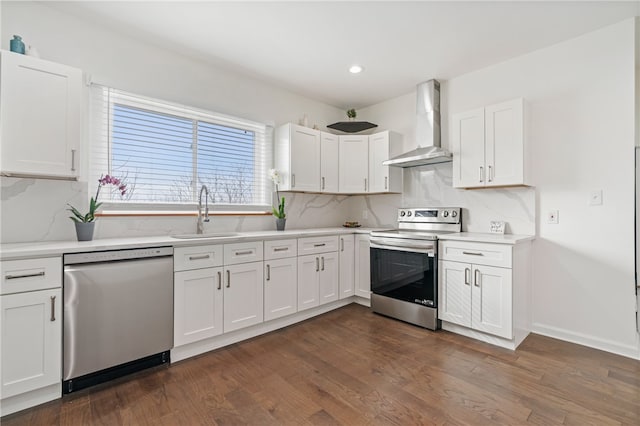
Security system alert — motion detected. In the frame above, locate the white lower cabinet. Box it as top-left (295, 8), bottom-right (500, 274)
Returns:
top-left (354, 234), bottom-right (371, 299)
top-left (338, 235), bottom-right (355, 299)
top-left (264, 257), bottom-right (297, 321)
top-left (1, 257), bottom-right (62, 416)
top-left (318, 252), bottom-right (339, 305)
top-left (439, 261), bottom-right (512, 339)
top-left (438, 239), bottom-right (531, 349)
top-left (223, 261), bottom-right (264, 333)
top-left (297, 240), bottom-right (339, 312)
top-left (174, 267), bottom-right (223, 346)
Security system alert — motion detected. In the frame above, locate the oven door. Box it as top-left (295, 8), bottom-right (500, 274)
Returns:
top-left (370, 240), bottom-right (437, 308)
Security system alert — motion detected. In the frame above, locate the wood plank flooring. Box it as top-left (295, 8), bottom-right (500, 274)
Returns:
top-left (3, 304), bottom-right (640, 425)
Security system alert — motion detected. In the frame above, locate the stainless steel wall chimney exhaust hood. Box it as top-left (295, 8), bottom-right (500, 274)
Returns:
top-left (383, 79), bottom-right (452, 168)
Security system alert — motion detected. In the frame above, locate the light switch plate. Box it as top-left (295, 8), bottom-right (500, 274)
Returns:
top-left (547, 210), bottom-right (559, 224)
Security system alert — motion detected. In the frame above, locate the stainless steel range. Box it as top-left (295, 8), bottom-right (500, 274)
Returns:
top-left (370, 207), bottom-right (462, 330)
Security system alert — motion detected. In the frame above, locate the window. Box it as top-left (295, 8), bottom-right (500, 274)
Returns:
top-left (90, 87), bottom-right (272, 211)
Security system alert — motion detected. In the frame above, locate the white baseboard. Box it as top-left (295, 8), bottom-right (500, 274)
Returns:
top-left (532, 322), bottom-right (640, 360)
top-left (441, 321), bottom-right (522, 350)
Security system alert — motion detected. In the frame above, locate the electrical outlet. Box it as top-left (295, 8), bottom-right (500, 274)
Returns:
top-left (547, 210), bottom-right (559, 224)
top-left (362, 210), bottom-right (369, 220)
top-left (589, 190), bottom-right (603, 206)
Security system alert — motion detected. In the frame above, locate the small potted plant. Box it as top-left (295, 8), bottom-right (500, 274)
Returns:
top-left (347, 108), bottom-right (357, 121)
top-left (268, 169), bottom-right (287, 230)
top-left (67, 174), bottom-right (127, 241)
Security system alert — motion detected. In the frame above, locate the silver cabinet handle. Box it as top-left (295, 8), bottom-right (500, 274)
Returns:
top-left (266, 264), bottom-right (271, 281)
top-left (313, 243), bottom-right (326, 247)
top-left (50, 296), bottom-right (56, 322)
top-left (488, 165), bottom-right (493, 182)
top-left (479, 166), bottom-right (484, 183)
top-left (315, 257), bottom-right (319, 272)
top-left (321, 256), bottom-right (325, 271)
top-left (5, 271), bottom-right (45, 280)
top-left (273, 247), bottom-right (289, 252)
top-left (322, 177), bottom-right (325, 190)
top-left (292, 173), bottom-right (296, 188)
top-left (188, 254), bottom-right (210, 261)
top-left (385, 176), bottom-right (388, 190)
top-left (464, 268), bottom-right (470, 285)
top-left (226, 270), bottom-right (231, 288)
top-left (340, 238), bottom-right (344, 252)
top-left (462, 251), bottom-right (484, 256)
top-left (71, 149), bottom-right (77, 172)
top-left (474, 269), bottom-right (481, 287)
top-left (235, 250), bottom-right (253, 256)
top-left (364, 178), bottom-right (368, 192)
top-left (217, 271), bottom-right (222, 290)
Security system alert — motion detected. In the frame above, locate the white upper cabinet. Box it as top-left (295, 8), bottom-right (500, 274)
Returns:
top-left (452, 98), bottom-right (528, 188)
top-left (368, 131), bottom-right (403, 193)
top-left (0, 51), bottom-right (82, 179)
top-left (320, 132), bottom-right (339, 193)
top-left (275, 123), bottom-right (321, 191)
top-left (339, 135), bottom-right (369, 193)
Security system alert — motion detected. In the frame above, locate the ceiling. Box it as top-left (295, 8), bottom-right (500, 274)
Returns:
top-left (51, 1), bottom-right (639, 109)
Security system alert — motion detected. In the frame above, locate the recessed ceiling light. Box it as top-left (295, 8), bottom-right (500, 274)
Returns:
top-left (349, 65), bottom-right (363, 74)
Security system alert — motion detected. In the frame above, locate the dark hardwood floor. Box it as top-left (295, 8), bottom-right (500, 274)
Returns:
top-left (4, 304), bottom-right (640, 425)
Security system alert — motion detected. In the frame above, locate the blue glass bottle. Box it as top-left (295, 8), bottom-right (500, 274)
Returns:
top-left (10, 35), bottom-right (25, 54)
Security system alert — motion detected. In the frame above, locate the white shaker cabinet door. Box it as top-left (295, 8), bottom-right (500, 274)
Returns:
top-left (452, 108), bottom-right (485, 188)
top-left (438, 260), bottom-right (472, 328)
top-left (339, 135), bottom-right (369, 193)
top-left (471, 264), bottom-right (513, 339)
top-left (290, 125), bottom-right (321, 192)
top-left (320, 132), bottom-right (339, 193)
top-left (354, 234), bottom-right (371, 299)
top-left (174, 267), bottom-right (224, 347)
top-left (1, 288), bottom-right (62, 398)
top-left (223, 262), bottom-right (264, 333)
top-left (368, 131), bottom-right (390, 193)
top-left (318, 251), bottom-right (339, 305)
top-left (338, 235), bottom-right (355, 299)
top-left (297, 254), bottom-right (320, 312)
top-left (264, 257), bottom-right (297, 321)
top-left (485, 98), bottom-right (524, 187)
top-left (0, 52), bottom-right (81, 178)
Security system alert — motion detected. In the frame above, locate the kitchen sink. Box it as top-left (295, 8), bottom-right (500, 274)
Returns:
top-left (171, 232), bottom-right (239, 239)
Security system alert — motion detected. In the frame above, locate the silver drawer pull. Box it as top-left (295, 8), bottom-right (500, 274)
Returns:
top-left (315, 257), bottom-right (319, 272)
top-left (464, 268), bottom-right (471, 285)
top-left (235, 250), bottom-right (253, 256)
top-left (321, 256), bottom-right (325, 271)
top-left (226, 270), bottom-right (231, 288)
top-left (322, 177), bottom-right (325, 190)
top-left (479, 166), bottom-right (484, 183)
top-left (340, 238), bottom-right (344, 252)
top-left (273, 247), bottom-right (289, 252)
top-left (313, 243), bottom-right (326, 247)
top-left (5, 271), bottom-right (45, 280)
top-left (462, 251), bottom-right (484, 256)
top-left (217, 271), bottom-right (222, 290)
top-left (50, 296), bottom-right (56, 322)
top-left (188, 254), bottom-right (210, 261)
top-left (71, 149), bottom-right (77, 172)
top-left (474, 269), bottom-right (481, 287)
top-left (266, 264), bottom-right (271, 281)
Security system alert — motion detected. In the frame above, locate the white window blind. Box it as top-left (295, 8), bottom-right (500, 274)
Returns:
top-left (90, 86), bottom-right (273, 211)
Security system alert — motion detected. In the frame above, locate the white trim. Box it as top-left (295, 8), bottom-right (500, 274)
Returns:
top-left (0, 383), bottom-right (60, 417)
top-left (532, 322), bottom-right (640, 360)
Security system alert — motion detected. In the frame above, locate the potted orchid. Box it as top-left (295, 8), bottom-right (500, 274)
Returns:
top-left (268, 168), bottom-right (286, 230)
top-left (68, 174), bottom-right (127, 241)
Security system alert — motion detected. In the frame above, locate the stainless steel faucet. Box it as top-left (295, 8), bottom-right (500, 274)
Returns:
top-left (196, 185), bottom-right (210, 234)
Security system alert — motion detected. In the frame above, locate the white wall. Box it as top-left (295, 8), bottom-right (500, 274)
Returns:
top-left (0, 1), bottom-right (349, 243)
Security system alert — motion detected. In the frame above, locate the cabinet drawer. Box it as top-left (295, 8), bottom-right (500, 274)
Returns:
top-left (174, 245), bottom-right (223, 271)
top-left (439, 241), bottom-right (512, 268)
top-left (1, 257), bottom-right (62, 295)
top-left (264, 239), bottom-right (297, 260)
top-left (298, 235), bottom-right (339, 256)
top-left (224, 241), bottom-right (264, 265)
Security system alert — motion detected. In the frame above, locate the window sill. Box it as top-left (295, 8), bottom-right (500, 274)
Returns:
top-left (96, 210), bottom-right (272, 218)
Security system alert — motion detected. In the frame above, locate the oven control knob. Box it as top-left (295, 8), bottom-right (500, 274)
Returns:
top-left (407, 211), bottom-right (412, 217)
top-left (452, 210), bottom-right (458, 218)
top-left (400, 211), bottom-right (406, 217)
top-left (443, 211), bottom-right (449, 217)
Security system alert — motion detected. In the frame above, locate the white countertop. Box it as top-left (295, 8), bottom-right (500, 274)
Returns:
top-left (438, 232), bottom-right (535, 245)
top-left (0, 227), bottom-right (376, 260)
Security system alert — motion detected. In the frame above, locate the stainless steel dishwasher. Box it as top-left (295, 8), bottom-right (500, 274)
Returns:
top-left (63, 246), bottom-right (173, 393)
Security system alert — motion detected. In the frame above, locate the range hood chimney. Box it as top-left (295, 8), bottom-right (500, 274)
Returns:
top-left (383, 79), bottom-right (452, 168)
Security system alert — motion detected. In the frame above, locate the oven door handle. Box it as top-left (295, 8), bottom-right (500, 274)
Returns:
top-left (370, 242), bottom-right (435, 256)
